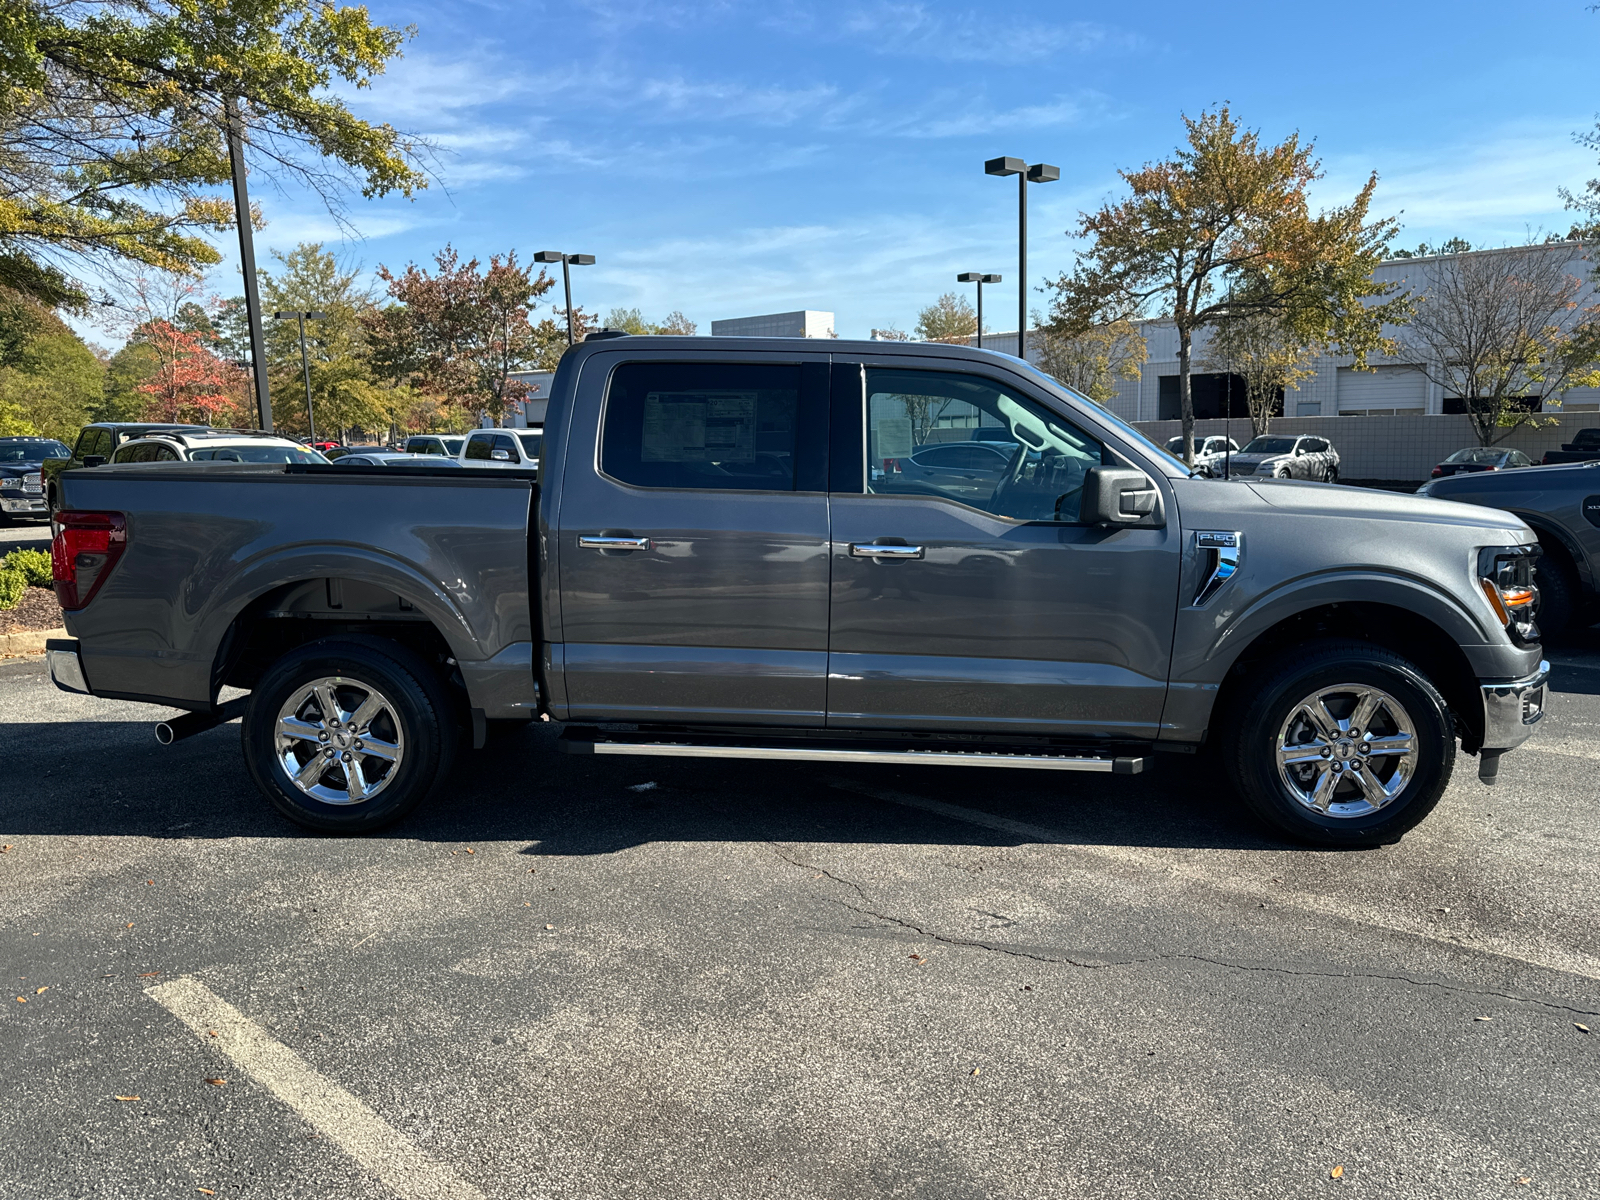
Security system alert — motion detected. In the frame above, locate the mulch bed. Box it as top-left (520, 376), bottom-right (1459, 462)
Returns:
top-left (0, 585), bottom-right (64, 634)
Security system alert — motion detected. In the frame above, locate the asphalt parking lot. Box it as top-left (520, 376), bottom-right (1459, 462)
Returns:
top-left (2, 634), bottom-right (1599, 1199)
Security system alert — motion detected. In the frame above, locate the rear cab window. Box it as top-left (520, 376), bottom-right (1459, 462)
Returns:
top-left (600, 360), bottom-right (799, 491)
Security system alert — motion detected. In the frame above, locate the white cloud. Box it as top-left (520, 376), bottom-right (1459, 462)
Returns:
top-left (838, 2), bottom-right (1137, 63)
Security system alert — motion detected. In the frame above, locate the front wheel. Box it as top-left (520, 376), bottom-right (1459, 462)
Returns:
top-left (1222, 640), bottom-right (1455, 845)
top-left (241, 636), bottom-right (458, 832)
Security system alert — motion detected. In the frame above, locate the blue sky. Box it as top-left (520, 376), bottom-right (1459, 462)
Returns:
top-left (210, 0), bottom-right (1599, 340)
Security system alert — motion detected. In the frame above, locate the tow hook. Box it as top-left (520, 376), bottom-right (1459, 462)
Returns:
top-left (154, 696), bottom-right (249, 745)
top-left (1478, 750), bottom-right (1502, 786)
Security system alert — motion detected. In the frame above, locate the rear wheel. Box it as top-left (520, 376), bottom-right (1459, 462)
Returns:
top-left (1223, 640), bottom-right (1454, 845)
top-left (241, 637), bottom-right (458, 832)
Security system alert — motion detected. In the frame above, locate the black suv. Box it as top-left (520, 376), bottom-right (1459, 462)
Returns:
top-left (43, 422), bottom-right (211, 510)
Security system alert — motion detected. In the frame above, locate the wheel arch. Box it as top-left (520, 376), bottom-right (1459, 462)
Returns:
top-left (1208, 600), bottom-right (1487, 753)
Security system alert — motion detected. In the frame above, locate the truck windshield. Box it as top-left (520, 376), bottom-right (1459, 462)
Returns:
top-left (517, 433), bottom-right (543, 458)
top-left (1242, 437), bottom-right (1297, 455)
top-left (0, 439), bottom-right (69, 462)
top-left (1006, 359), bottom-right (1189, 474)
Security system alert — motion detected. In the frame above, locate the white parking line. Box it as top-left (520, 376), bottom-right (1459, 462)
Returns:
top-left (828, 778), bottom-right (1600, 983)
top-left (146, 977), bottom-right (486, 1200)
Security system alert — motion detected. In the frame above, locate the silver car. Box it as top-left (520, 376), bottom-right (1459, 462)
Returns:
top-left (1225, 435), bottom-right (1340, 483)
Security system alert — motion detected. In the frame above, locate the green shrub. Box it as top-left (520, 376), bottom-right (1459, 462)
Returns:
top-left (0, 565), bottom-right (25, 610)
top-left (3, 548), bottom-right (51, 587)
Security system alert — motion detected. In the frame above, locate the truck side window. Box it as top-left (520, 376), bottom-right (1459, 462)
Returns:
top-left (490, 433), bottom-right (520, 461)
top-left (602, 361), bottom-right (799, 491)
top-left (864, 368), bottom-right (1107, 523)
top-left (464, 436), bottom-right (493, 461)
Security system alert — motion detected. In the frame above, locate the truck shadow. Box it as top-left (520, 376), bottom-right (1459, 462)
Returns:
top-left (1, 719), bottom-right (1299, 853)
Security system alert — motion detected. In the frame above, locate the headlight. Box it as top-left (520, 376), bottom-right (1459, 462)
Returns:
top-left (0, 476), bottom-right (19, 489)
top-left (1256, 461), bottom-right (1277, 475)
top-left (1478, 546), bottom-right (1540, 646)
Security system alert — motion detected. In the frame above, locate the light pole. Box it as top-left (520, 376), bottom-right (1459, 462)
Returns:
top-left (225, 97), bottom-right (272, 432)
top-left (983, 156), bottom-right (1059, 360)
top-left (956, 272), bottom-right (1002, 349)
top-left (273, 310), bottom-right (327, 443)
top-left (533, 251), bottom-right (597, 345)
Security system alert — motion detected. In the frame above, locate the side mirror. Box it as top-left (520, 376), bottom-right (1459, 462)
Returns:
top-left (82, 455), bottom-right (106, 468)
top-left (490, 449), bottom-right (512, 462)
top-left (1081, 466), bottom-right (1161, 526)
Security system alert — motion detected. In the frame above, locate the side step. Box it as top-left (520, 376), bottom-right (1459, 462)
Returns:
top-left (561, 731), bottom-right (1150, 774)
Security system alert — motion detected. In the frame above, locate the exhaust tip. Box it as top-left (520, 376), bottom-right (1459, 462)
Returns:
top-left (154, 722), bottom-right (176, 745)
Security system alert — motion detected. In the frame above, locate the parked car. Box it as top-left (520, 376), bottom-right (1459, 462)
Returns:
top-left (893, 440), bottom-right (1015, 503)
top-left (460, 428), bottom-right (542, 470)
top-left (42, 422), bottom-right (213, 509)
top-left (1540, 428), bottom-right (1600, 466)
top-left (321, 446), bottom-right (356, 460)
top-left (1421, 460), bottom-right (1600, 635)
top-left (0, 436), bottom-right (70, 522)
top-left (1224, 434), bottom-right (1341, 482)
top-left (404, 435), bottom-right (466, 457)
top-left (309, 440), bottom-right (343, 453)
top-left (110, 430), bottom-right (328, 466)
top-left (46, 335), bottom-right (1547, 846)
top-left (330, 451), bottom-right (464, 468)
top-left (1429, 447), bottom-right (1535, 479)
top-left (1165, 435), bottom-right (1244, 477)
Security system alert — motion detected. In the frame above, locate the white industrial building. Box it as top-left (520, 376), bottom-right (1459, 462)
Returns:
top-left (711, 310), bottom-right (835, 339)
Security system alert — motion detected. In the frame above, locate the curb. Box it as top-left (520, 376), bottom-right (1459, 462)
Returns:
top-left (0, 626), bottom-right (66, 658)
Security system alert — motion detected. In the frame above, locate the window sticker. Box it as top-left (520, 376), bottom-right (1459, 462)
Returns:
top-left (874, 417), bottom-right (913, 461)
top-left (642, 392), bottom-right (758, 462)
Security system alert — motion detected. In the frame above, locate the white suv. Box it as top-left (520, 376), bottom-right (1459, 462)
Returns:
top-left (460, 429), bottom-right (542, 470)
top-left (110, 430), bottom-right (329, 465)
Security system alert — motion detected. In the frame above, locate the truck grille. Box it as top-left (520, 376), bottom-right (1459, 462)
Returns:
top-left (23, 473), bottom-right (41, 493)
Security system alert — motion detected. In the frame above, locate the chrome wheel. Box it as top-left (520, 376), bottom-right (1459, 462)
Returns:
top-left (274, 676), bottom-right (405, 806)
top-left (1275, 683), bottom-right (1418, 818)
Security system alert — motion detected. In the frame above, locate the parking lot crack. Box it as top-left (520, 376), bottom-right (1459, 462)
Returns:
top-left (766, 842), bottom-right (872, 904)
top-left (825, 902), bottom-right (1600, 1014)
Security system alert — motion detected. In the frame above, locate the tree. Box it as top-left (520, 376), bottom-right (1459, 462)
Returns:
top-left (915, 293), bottom-right (977, 342)
top-left (1395, 243), bottom-right (1600, 445)
top-left (0, 288), bottom-right (104, 436)
top-left (371, 245), bottom-right (555, 424)
top-left (1199, 311), bottom-right (1317, 437)
top-left (1032, 317), bottom-right (1147, 405)
top-left (133, 319), bottom-right (240, 424)
top-left (1045, 107), bottom-right (1409, 462)
top-left (0, 0), bottom-right (429, 310)
top-left (603, 307), bottom-right (698, 335)
top-left (1388, 237), bottom-right (1473, 260)
top-left (259, 243), bottom-right (385, 439)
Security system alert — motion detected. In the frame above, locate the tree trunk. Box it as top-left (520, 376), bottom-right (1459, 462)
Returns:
top-left (1177, 325), bottom-right (1195, 464)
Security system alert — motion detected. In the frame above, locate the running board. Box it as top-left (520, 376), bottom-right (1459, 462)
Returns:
top-left (564, 736), bottom-right (1149, 774)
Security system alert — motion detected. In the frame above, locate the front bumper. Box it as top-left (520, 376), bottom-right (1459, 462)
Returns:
top-left (1481, 660), bottom-right (1549, 752)
top-left (1, 495), bottom-right (46, 513)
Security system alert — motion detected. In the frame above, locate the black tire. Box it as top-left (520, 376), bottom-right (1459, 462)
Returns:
top-left (1223, 639), bottom-right (1455, 846)
top-left (1533, 548), bottom-right (1577, 639)
top-left (241, 636), bottom-right (459, 833)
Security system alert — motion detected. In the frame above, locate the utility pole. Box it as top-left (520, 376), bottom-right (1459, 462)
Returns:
top-left (225, 98), bottom-right (273, 433)
top-left (984, 158), bottom-right (1059, 361)
top-left (533, 251), bottom-right (597, 345)
top-left (274, 311), bottom-right (327, 443)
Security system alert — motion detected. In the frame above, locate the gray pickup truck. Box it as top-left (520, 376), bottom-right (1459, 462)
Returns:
top-left (1423, 459), bottom-right (1600, 636)
top-left (45, 335), bottom-right (1549, 845)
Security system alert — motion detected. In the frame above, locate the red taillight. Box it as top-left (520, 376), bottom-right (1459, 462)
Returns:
top-left (1431, 467), bottom-right (1443, 477)
top-left (51, 510), bottom-right (126, 610)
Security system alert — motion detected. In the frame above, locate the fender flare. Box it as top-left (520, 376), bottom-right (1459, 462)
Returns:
top-left (194, 543), bottom-right (484, 667)
top-left (1510, 511), bottom-right (1592, 591)
top-left (1196, 569), bottom-right (1492, 680)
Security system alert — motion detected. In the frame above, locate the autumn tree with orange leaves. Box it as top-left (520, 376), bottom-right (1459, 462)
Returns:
top-left (1046, 107), bottom-right (1411, 461)
top-left (133, 319), bottom-right (245, 424)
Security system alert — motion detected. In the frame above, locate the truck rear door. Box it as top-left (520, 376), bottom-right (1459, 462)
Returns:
top-left (556, 350), bottom-right (832, 725)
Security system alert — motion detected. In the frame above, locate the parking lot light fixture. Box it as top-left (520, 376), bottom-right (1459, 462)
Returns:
top-left (534, 251), bottom-right (597, 346)
top-left (957, 272), bottom-right (1002, 350)
top-left (985, 157), bottom-right (1059, 359)
top-left (273, 310), bottom-right (328, 443)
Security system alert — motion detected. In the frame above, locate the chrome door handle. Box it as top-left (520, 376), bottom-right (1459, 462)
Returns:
top-left (578, 535), bottom-right (651, 551)
top-left (850, 542), bottom-right (924, 560)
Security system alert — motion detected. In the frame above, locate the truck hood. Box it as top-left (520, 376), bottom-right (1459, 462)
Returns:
top-left (1245, 477), bottom-right (1532, 535)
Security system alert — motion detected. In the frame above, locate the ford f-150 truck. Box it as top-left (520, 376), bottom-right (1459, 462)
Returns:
top-left (44, 335), bottom-right (1549, 845)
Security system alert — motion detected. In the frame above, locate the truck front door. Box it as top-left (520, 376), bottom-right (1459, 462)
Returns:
top-left (557, 353), bottom-right (832, 726)
top-left (827, 364), bottom-right (1181, 740)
